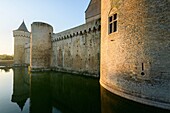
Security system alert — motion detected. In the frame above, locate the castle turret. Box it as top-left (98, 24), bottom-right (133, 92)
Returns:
top-left (13, 21), bottom-right (30, 66)
top-left (30, 22), bottom-right (53, 71)
top-left (100, 0), bottom-right (170, 110)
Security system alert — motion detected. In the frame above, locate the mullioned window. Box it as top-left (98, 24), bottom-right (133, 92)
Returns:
top-left (108, 13), bottom-right (117, 34)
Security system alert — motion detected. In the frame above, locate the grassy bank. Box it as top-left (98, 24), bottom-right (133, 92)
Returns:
top-left (0, 60), bottom-right (14, 66)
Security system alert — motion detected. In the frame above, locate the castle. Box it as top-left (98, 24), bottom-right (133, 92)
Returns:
top-left (13, 0), bottom-right (101, 77)
top-left (13, 0), bottom-right (170, 110)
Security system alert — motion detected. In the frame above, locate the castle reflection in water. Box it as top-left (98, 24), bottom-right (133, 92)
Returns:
top-left (12, 68), bottom-right (29, 111)
top-left (11, 67), bottom-right (100, 113)
top-left (11, 68), bottom-right (169, 113)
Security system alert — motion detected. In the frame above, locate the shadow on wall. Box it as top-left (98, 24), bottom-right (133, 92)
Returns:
top-left (100, 86), bottom-right (170, 113)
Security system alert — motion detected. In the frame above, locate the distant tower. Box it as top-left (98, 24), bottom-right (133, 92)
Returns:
top-left (13, 21), bottom-right (30, 66)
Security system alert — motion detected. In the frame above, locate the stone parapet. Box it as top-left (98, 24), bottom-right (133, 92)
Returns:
top-left (51, 19), bottom-right (101, 77)
top-left (13, 31), bottom-right (30, 38)
top-left (51, 20), bottom-right (100, 42)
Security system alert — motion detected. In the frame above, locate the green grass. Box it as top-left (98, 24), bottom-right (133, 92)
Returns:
top-left (0, 60), bottom-right (14, 66)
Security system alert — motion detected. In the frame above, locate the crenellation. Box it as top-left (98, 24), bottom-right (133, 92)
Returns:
top-left (50, 22), bottom-right (100, 76)
top-left (51, 20), bottom-right (100, 42)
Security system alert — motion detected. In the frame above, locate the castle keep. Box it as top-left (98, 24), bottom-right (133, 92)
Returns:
top-left (13, 0), bottom-right (170, 110)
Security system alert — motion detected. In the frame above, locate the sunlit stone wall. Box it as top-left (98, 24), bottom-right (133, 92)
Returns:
top-left (24, 43), bottom-right (30, 65)
top-left (30, 22), bottom-right (53, 71)
top-left (100, 0), bottom-right (170, 110)
top-left (51, 20), bottom-right (100, 77)
top-left (13, 31), bottom-right (30, 66)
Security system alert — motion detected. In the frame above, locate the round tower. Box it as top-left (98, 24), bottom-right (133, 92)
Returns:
top-left (13, 21), bottom-right (30, 66)
top-left (30, 22), bottom-right (53, 71)
top-left (100, 0), bottom-right (170, 110)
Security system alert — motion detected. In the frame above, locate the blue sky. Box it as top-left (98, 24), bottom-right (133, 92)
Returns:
top-left (0, 0), bottom-right (90, 55)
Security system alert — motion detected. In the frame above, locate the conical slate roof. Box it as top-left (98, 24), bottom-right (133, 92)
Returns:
top-left (17, 101), bottom-right (25, 111)
top-left (16, 21), bottom-right (29, 32)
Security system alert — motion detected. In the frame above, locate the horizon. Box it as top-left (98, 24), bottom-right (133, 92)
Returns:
top-left (0, 0), bottom-right (90, 55)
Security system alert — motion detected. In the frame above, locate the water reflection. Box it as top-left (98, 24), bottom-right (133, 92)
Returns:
top-left (11, 68), bottom-right (100, 113)
top-left (11, 68), bottom-right (30, 111)
top-left (100, 86), bottom-right (170, 113)
top-left (9, 68), bottom-right (170, 113)
top-left (50, 72), bottom-right (101, 113)
top-left (30, 72), bottom-right (101, 113)
top-left (30, 72), bottom-right (52, 113)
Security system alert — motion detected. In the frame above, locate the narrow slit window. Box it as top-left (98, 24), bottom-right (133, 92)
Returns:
top-left (108, 13), bottom-right (118, 34)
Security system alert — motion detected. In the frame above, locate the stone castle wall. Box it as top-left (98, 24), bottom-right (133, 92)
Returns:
top-left (13, 0), bottom-right (101, 77)
top-left (13, 0), bottom-right (170, 110)
top-left (14, 20), bottom-right (101, 77)
top-left (100, 0), bottom-right (170, 110)
top-left (30, 22), bottom-right (53, 70)
top-left (24, 43), bottom-right (30, 65)
top-left (13, 31), bottom-right (30, 66)
top-left (51, 20), bottom-right (100, 77)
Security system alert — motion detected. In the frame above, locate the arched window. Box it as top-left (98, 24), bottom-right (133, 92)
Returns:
top-left (108, 13), bottom-right (117, 34)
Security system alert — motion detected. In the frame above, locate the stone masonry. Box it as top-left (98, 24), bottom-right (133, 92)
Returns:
top-left (51, 20), bottom-right (100, 76)
top-left (30, 22), bottom-right (53, 71)
top-left (13, 21), bottom-right (30, 66)
top-left (13, 0), bottom-right (170, 110)
top-left (13, 0), bottom-right (101, 77)
top-left (100, 0), bottom-right (170, 110)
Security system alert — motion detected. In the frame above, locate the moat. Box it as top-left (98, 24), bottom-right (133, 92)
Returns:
top-left (0, 68), bottom-right (169, 113)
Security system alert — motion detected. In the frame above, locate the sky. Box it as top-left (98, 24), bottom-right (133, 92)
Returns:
top-left (0, 0), bottom-right (91, 55)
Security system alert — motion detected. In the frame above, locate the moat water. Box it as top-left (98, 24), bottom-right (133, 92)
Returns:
top-left (0, 68), bottom-right (169, 113)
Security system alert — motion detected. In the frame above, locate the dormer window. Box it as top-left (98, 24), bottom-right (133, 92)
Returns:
top-left (108, 13), bottom-right (117, 34)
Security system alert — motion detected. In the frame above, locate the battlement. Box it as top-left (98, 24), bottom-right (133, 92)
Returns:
top-left (51, 20), bottom-right (100, 42)
top-left (13, 31), bottom-right (30, 38)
